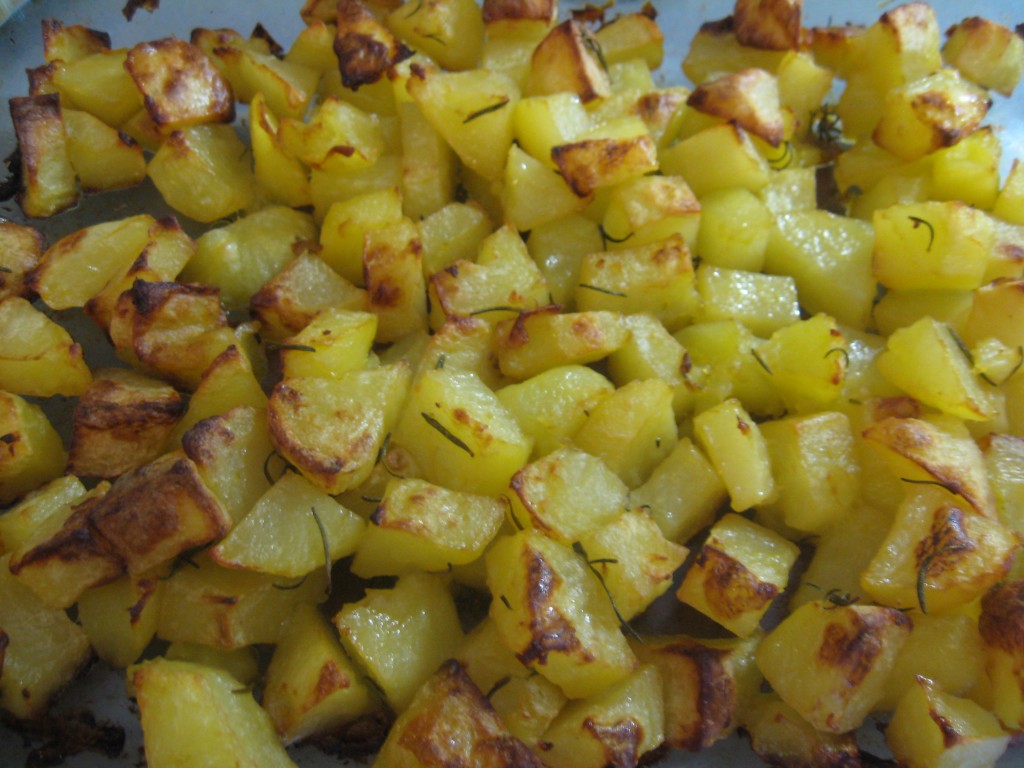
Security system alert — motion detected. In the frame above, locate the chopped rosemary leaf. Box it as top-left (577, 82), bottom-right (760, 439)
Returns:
top-left (598, 224), bottom-right (635, 247)
top-left (823, 347), bottom-right (850, 367)
top-left (578, 283), bottom-right (627, 298)
top-left (907, 216), bottom-right (935, 252)
top-left (485, 675), bottom-right (512, 700)
top-left (265, 341), bottom-right (316, 353)
top-left (272, 575), bottom-right (309, 591)
top-left (751, 348), bottom-right (772, 374)
top-left (463, 97), bottom-right (510, 124)
top-left (572, 541), bottom-right (641, 641)
top-left (310, 506), bottom-right (332, 597)
top-left (421, 412), bottom-right (475, 456)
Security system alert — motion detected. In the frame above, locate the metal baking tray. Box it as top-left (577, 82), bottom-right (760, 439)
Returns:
top-left (1, 1), bottom-right (1022, 766)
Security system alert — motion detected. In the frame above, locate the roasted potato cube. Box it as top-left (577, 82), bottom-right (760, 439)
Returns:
top-left (0, 391), bottom-right (67, 507)
top-left (263, 603), bottom-right (377, 744)
top-left (0, 222), bottom-right (45, 302)
top-left (677, 513), bottom-right (798, 637)
top-left (0, 296), bottom-right (91, 397)
top-left (943, 16), bottom-right (1024, 97)
top-left (131, 658), bottom-right (297, 767)
top-left (412, 314), bottom-right (502, 387)
top-left (861, 486), bottom-right (1018, 614)
top-left (756, 601), bottom-right (912, 733)
top-left (8, 484), bottom-right (122, 609)
top-left (887, 676), bottom-right (1010, 768)
top-left (632, 633), bottom-right (761, 751)
top-left (979, 580), bottom-right (1024, 728)
top-left (280, 308), bottom-right (377, 380)
top-left (746, 695), bottom-right (861, 767)
top-left (87, 451), bottom-right (230, 576)
top-left (602, 175), bottom-right (701, 253)
top-left (693, 398), bottom-right (775, 512)
top-left (687, 67), bottom-right (785, 147)
top-left (77, 574), bottom-right (161, 668)
top-left (0, 475), bottom-right (86, 554)
top-left (376, 658), bottom-right (544, 767)
top-left (683, 17), bottom-right (787, 85)
top-left (250, 251), bottom-right (368, 342)
top-left (269, 363), bottom-right (410, 495)
top-left (9, 94), bottom-right (78, 218)
top-left (734, 0), bottom-right (802, 51)
top-left (364, 218), bottom-right (428, 343)
top-left (68, 368), bottom-right (184, 479)
top-left (63, 108), bottom-right (146, 192)
top-left (551, 120), bottom-right (658, 197)
top-left (594, 11), bottom-right (664, 69)
top-left (333, 1), bottom-right (409, 89)
top-left (659, 121), bottom-right (771, 198)
top-left (125, 37), bottom-right (234, 131)
top-left (109, 279), bottom-right (234, 391)
top-left (41, 19), bottom-right (110, 64)
top-left (51, 48), bottom-right (143, 127)
top-left (163, 641), bottom-right (259, 687)
top-left (147, 124), bottom-right (256, 223)
top-left (539, 665), bottom-right (665, 768)
top-left (0, 554), bottom-right (91, 719)
top-left (333, 572), bottom-right (463, 713)
top-left (386, 0), bottom-right (484, 70)
top-left (157, 552), bottom-right (326, 648)
top-left (528, 19), bottom-right (610, 103)
top-left (757, 313), bottom-right (847, 411)
top-left (249, 91), bottom-right (311, 209)
top-left (209, 471), bottom-right (364, 578)
top-left (351, 477), bottom-right (505, 577)
top-left (320, 186), bottom-right (404, 285)
top-left (503, 143), bottom-right (590, 231)
top-left (486, 531), bottom-right (638, 699)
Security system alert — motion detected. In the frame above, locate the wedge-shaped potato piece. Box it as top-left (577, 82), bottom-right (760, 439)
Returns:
top-left (874, 68), bottom-right (991, 161)
top-left (132, 658), bottom-right (298, 768)
top-left (429, 225), bottom-right (549, 327)
top-left (944, 17), bottom-right (1024, 97)
top-left (687, 68), bottom-right (785, 147)
top-left (573, 378), bottom-right (677, 489)
top-left (236, 49), bottom-right (319, 120)
top-left (578, 509), bottom-right (687, 621)
top-left (182, 405), bottom-right (273, 526)
top-left (694, 398), bottom-right (775, 512)
top-left (0, 222), bottom-right (45, 302)
top-left (659, 121), bottom-right (771, 198)
top-left (760, 411), bottom-right (860, 533)
top-left (486, 531), bottom-right (638, 699)
top-left (0, 554), bottom-right (91, 719)
top-left (757, 313), bottom-right (847, 411)
top-left (68, 368), bottom-right (184, 479)
top-left (376, 658), bottom-right (544, 767)
top-left (251, 251), bottom-right (368, 341)
top-left (551, 119), bottom-right (658, 197)
top-left (412, 314), bottom-right (501, 387)
top-left (683, 17), bottom-right (787, 84)
top-left (364, 218), bottom-right (428, 343)
top-left (249, 92), bottom-right (310, 208)
top-left (320, 186), bottom-right (404, 285)
top-left (861, 486), bottom-right (1017, 614)
top-left (8, 483), bottom-right (121, 608)
top-left (9, 94), bottom-right (78, 218)
top-left (539, 664), bottom-right (665, 768)
top-left (41, 19), bottom-right (110, 64)
top-left (0, 391), bottom-right (66, 506)
top-left (696, 263), bottom-right (799, 338)
top-left (309, 154), bottom-right (403, 221)
top-left (386, 0), bottom-right (483, 70)
top-left (398, 95), bottom-right (457, 220)
top-left (148, 124), bottom-right (256, 223)
top-left (280, 97), bottom-right (383, 174)
top-left (602, 175), bottom-right (701, 253)
top-left (594, 10), bottom-right (664, 69)
top-left (480, 12), bottom-right (553, 91)
top-left (513, 92), bottom-right (589, 168)
top-left (352, 477), bottom-right (505, 577)
top-left (210, 471), bottom-right (364, 578)
top-left (862, 416), bottom-right (996, 518)
top-left (280, 309), bottom-right (377, 380)
top-left (163, 642), bottom-right (258, 687)
top-left (496, 365), bottom-right (614, 459)
top-left (630, 437), bottom-right (726, 545)
top-left (189, 26), bottom-right (279, 97)
top-left (29, 213), bottom-right (154, 311)
top-left (528, 19), bottom-right (610, 102)
top-left (63, 108), bottom-right (146, 192)
top-left (503, 143), bottom-right (589, 231)
top-left (575, 234), bottom-right (699, 332)
top-left (126, 38), bottom-right (234, 131)
top-left (678, 513), bottom-right (798, 637)
top-left (607, 313), bottom-right (697, 419)
top-left (455, 617), bottom-right (566, 744)
top-left (887, 676), bottom-right (1009, 768)
top-left (109, 280), bottom-right (234, 391)
top-left (979, 580), bottom-right (1024, 728)
top-left (264, 603), bottom-right (377, 745)
top-left (734, 0), bottom-right (802, 50)
top-left (394, 368), bottom-right (531, 496)
top-left (334, 572), bottom-right (463, 713)
top-left (84, 216), bottom-right (195, 331)
top-left (157, 553), bottom-right (326, 648)
top-left (88, 451), bottom-right (231, 576)
top-left (633, 634), bottom-right (760, 752)
top-left (509, 446), bottom-right (628, 543)
top-left (185, 205), bottom-right (317, 310)
top-left (0, 475), bottom-right (86, 554)
top-left (494, 307), bottom-right (628, 380)
top-left (764, 209), bottom-right (876, 331)
top-left (51, 48), bottom-right (143, 127)
top-left (407, 66), bottom-right (519, 181)
top-left (269, 363), bottom-right (411, 495)
top-left (963, 278), bottom-right (1024, 349)
top-left (77, 574), bottom-right (161, 668)
top-left (334, 0), bottom-right (410, 89)
top-left (876, 316), bottom-right (998, 421)
top-left (746, 695), bottom-right (860, 768)
top-left (0, 296), bottom-right (90, 397)
top-left (757, 601), bottom-right (912, 733)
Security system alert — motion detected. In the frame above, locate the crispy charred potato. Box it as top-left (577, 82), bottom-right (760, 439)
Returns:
top-left (528, 19), bottom-right (611, 103)
top-left (733, 0), bottom-right (803, 51)
top-left (335, 0), bottom-right (411, 88)
top-left (41, 18), bottom-right (110, 63)
top-left (9, 93), bottom-right (78, 218)
top-left (686, 67), bottom-right (785, 147)
top-left (0, 222), bottom-right (45, 302)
